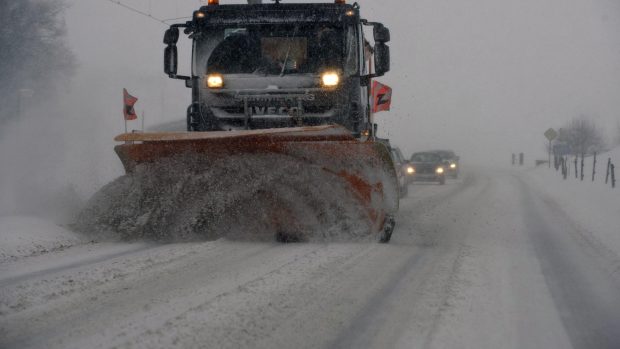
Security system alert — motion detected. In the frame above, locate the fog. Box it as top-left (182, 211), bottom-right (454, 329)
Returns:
top-left (1, 0), bottom-right (619, 218)
top-left (66, 0), bottom-right (620, 159)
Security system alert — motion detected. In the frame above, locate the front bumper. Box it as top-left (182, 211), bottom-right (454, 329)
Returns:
top-left (408, 173), bottom-right (444, 182)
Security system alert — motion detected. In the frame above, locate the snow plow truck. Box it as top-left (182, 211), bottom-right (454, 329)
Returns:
top-left (111, 0), bottom-right (398, 242)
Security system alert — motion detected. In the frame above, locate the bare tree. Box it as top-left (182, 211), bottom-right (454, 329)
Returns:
top-left (557, 116), bottom-right (605, 156)
top-left (0, 0), bottom-right (75, 124)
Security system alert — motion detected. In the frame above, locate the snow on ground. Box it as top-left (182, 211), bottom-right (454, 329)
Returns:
top-left (2, 170), bottom-right (620, 348)
top-left (525, 146), bottom-right (620, 259)
top-left (0, 216), bottom-right (88, 261)
top-left (413, 173), bottom-right (574, 349)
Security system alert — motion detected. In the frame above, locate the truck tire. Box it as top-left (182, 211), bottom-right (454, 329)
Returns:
top-left (379, 215), bottom-right (396, 243)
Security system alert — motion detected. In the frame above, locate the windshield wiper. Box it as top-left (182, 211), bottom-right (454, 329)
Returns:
top-left (280, 25), bottom-right (299, 77)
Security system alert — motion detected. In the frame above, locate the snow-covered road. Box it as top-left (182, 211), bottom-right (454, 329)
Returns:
top-left (2, 169), bottom-right (620, 349)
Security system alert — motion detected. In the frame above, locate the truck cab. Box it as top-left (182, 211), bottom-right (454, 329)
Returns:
top-left (163, 1), bottom-right (390, 137)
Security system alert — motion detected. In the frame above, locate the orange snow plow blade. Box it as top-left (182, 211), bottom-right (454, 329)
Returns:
top-left (113, 125), bottom-right (398, 239)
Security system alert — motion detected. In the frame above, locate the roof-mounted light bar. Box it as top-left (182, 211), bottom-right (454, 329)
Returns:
top-left (208, 0), bottom-right (345, 5)
top-left (202, 0), bottom-right (350, 10)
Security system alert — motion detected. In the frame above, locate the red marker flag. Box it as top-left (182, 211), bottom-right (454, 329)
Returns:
top-left (123, 88), bottom-right (138, 121)
top-left (371, 81), bottom-right (392, 113)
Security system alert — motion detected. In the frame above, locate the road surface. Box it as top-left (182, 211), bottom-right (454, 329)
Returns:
top-left (2, 169), bottom-right (620, 349)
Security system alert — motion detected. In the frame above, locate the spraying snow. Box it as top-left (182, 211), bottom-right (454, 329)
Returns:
top-left (77, 153), bottom-right (374, 242)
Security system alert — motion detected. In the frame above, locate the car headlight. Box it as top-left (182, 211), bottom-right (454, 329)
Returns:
top-left (407, 166), bottom-right (415, 174)
top-left (321, 71), bottom-right (340, 88)
top-left (450, 163), bottom-right (457, 169)
top-left (206, 74), bottom-right (224, 89)
top-left (436, 167), bottom-right (444, 174)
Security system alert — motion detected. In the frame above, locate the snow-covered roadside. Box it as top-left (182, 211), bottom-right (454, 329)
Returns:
top-left (0, 216), bottom-right (88, 261)
top-left (525, 147), bottom-right (620, 259)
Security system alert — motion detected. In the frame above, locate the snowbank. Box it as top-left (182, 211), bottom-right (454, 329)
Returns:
top-left (0, 216), bottom-right (87, 261)
top-left (526, 147), bottom-right (620, 257)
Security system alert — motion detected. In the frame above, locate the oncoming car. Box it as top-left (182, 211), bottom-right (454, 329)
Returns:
top-left (408, 152), bottom-right (446, 185)
top-left (432, 150), bottom-right (459, 178)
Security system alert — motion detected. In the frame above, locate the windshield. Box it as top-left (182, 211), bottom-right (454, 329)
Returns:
top-left (411, 153), bottom-right (441, 162)
top-left (194, 24), bottom-right (357, 77)
top-left (435, 151), bottom-right (455, 159)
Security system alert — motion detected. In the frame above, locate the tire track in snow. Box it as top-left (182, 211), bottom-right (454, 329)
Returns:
top-left (0, 243), bottom-right (156, 287)
top-left (0, 243), bottom-right (331, 349)
top-left (518, 177), bottom-right (620, 349)
top-left (329, 173), bottom-right (490, 348)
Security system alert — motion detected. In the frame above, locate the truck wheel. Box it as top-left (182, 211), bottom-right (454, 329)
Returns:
top-left (379, 215), bottom-right (395, 243)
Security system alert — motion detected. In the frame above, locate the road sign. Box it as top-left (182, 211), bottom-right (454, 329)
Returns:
top-left (544, 128), bottom-right (558, 141)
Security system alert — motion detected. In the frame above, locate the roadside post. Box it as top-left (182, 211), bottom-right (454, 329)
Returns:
top-left (562, 157), bottom-right (567, 180)
top-left (592, 152), bottom-right (597, 182)
top-left (544, 128), bottom-right (558, 168)
top-left (574, 157), bottom-right (578, 178)
top-left (553, 142), bottom-right (571, 171)
top-left (606, 158), bottom-right (611, 184)
top-left (580, 154), bottom-right (584, 181)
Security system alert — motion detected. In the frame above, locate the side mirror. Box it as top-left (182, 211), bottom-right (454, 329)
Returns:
top-left (374, 43), bottom-right (390, 76)
top-left (164, 45), bottom-right (178, 76)
top-left (164, 28), bottom-right (179, 45)
top-left (164, 27), bottom-right (179, 76)
top-left (373, 24), bottom-right (391, 43)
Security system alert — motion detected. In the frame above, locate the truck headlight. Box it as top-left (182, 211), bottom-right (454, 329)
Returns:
top-left (206, 74), bottom-right (224, 89)
top-left (436, 167), bottom-right (444, 174)
top-left (407, 166), bottom-right (415, 174)
top-left (450, 163), bottom-right (457, 169)
top-left (321, 72), bottom-right (340, 88)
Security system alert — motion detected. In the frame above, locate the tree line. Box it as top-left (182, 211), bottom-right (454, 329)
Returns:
top-left (0, 0), bottom-right (75, 125)
top-left (552, 116), bottom-right (619, 157)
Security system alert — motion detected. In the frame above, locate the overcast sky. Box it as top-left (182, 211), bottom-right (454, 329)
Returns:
top-left (65, 0), bottom-right (620, 164)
